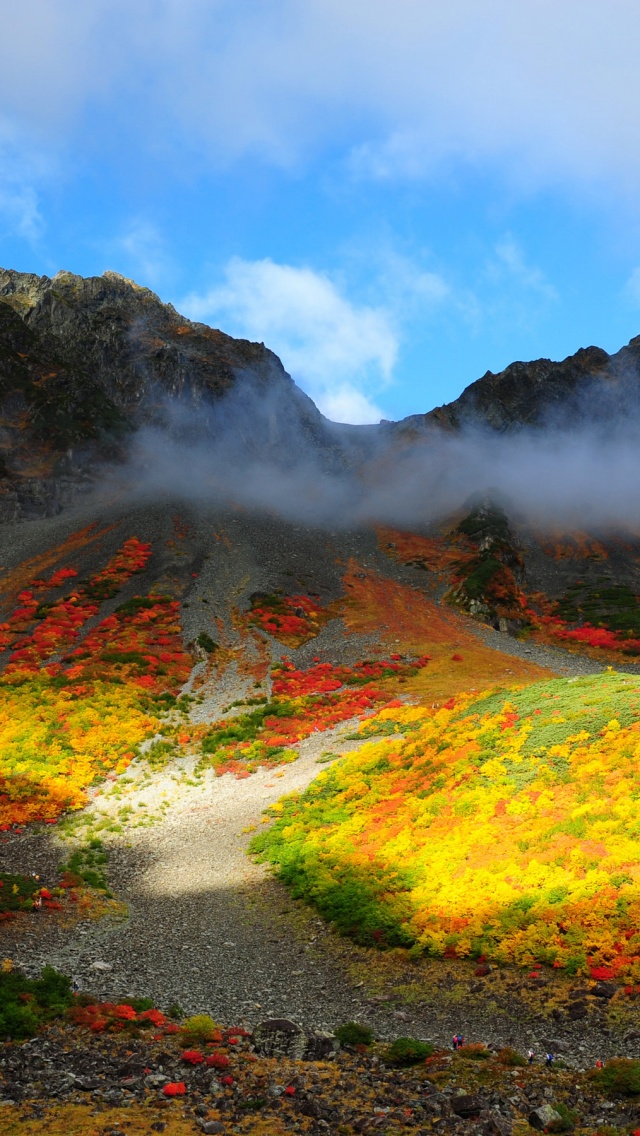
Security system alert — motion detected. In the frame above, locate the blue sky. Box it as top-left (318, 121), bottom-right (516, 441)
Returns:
top-left (2, 1), bottom-right (640, 423)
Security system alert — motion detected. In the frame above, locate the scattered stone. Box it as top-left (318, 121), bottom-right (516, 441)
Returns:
top-left (90, 960), bottom-right (112, 972)
top-left (200, 1123), bottom-right (226, 1135)
top-left (74, 1076), bottom-right (101, 1091)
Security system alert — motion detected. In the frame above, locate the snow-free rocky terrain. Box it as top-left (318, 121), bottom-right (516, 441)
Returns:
top-left (3, 270), bottom-right (640, 1135)
top-left (1, 496), bottom-right (636, 1059)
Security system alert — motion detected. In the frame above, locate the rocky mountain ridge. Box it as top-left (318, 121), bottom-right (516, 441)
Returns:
top-left (0, 268), bottom-right (350, 522)
top-left (2, 265), bottom-right (640, 523)
top-left (393, 337), bottom-right (640, 436)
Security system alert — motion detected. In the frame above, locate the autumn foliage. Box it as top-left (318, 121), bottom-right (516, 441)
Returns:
top-left (253, 671), bottom-right (640, 979)
top-left (199, 655), bottom-right (429, 776)
top-left (0, 538), bottom-right (192, 825)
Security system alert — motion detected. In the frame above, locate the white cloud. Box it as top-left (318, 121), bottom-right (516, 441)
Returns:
top-left (2, 2), bottom-right (640, 192)
top-left (181, 258), bottom-right (397, 422)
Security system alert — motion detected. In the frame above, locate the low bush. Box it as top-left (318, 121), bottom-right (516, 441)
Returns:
top-left (0, 871), bottom-right (40, 915)
top-left (547, 1102), bottom-right (577, 1132)
top-left (591, 1058), bottom-right (640, 1096)
top-left (386, 1037), bottom-right (434, 1065)
top-left (459, 1043), bottom-right (491, 1060)
top-left (178, 1013), bottom-right (222, 1046)
top-left (196, 632), bottom-right (218, 653)
top-left (334, 1022), bottom-right (374, 1047)
top-left (497, 1046), bottom-right (527, 1067)
top-left (59, 839), bottom-right (110, 892)
top-left (0, 966), bottom-right (72, 1040)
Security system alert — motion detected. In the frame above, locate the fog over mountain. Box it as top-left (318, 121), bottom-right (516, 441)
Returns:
top-left (2, 266), bottom-right (640, 532)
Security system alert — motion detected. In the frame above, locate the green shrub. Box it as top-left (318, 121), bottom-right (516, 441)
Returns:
top-left (0, 966), bottom-right (73, 1040)
top-left (386, 1037), bottom-right (434, 1065)
top-left (145, 738), bottom-right (176, 768)
top-left (591, 1058), bottom-right (640, 1095)
top-left (179, 1013), bottom-right (220, 1045)
top-left (59, 840), bottom-right (109, 892)
top-left (0, 871), bottom-right (40, 914)
top-left (547, 1102), bottom-right (577, 1132)
top-left (196, 632), bottom-right (218, 653)
top-left (334, 1022), bottom-right (374, 1047)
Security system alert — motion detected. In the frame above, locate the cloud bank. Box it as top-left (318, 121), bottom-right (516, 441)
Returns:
top-left (2, 1), bottom-right (640, 193)
top-left (113, 369), bottom-right (640, 536)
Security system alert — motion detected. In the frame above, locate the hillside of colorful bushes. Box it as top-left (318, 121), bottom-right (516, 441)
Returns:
top-left (198, 655), bottom-right (431, 776)
top-left (0, 538), bottom-right (192, 825)
top-left (253, 670), bottom-right (640, 979)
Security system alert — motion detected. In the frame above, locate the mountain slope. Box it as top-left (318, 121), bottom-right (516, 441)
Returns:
top-left (0, 268), bottom-right (347, 521)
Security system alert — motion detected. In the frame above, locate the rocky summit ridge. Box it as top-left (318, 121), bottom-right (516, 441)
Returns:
top-left (0, 268), bottom-right (348, 522)
top-left (1, 266), bottom-right (640, 522)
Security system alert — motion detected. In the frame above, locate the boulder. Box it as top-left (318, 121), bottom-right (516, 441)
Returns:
top-left (302, 1031), bottom-right (340, 1061)
top-left (253, 1019), bottom-right (306, 1059)
top-left (528, 1104), bottom-right (563, 1130)
top-left (592, 981), bottom-right (618, 999)
top-left (452, 1094), bottom-right (483, 1118)
top-left (480, 1113), bottom-right (513, 1136)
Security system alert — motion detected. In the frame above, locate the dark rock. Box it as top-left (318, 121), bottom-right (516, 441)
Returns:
top-left (0, 267), bottom-right (358, 522)
top-left (300, 1098), bottom-right (330, 1120)
top-left (480, 1112), bottom-right (512, 1136)
top-left (302, 1031), bottom-right (339, 1061)
top-left (452, 1094), bottom-right (483, 1118)
top-left (567, 1002), bottom-right (588, 1020)
top-left (592, 982), bottom-right (618, 999)
top-left (528, 1105), bottom-right (563, 1130)
top-left (74, 1076), bottom-right (102, 1091)
top-left (200, 1124), bottom-right (226, 1135)
top-left (253, 1019), bottom-right (305, 1059)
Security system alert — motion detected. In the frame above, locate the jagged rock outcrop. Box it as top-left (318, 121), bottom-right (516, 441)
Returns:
top-left (0, 268), bottom-right (347, 520)
top-left (392, 338), bottom-right (640, 436)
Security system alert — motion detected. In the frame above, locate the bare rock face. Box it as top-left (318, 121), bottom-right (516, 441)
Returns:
top-left (391, 337), bottom-right (640, 437)
top-left (0, 268), bottom-right (346, 520)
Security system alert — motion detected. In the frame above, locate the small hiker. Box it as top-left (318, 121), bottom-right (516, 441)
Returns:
top-left (72, 978), bottom-right (79, 995)
top-left (452, 1034), bottom-right (459, 1051)
top-left (545, 1052), bottom-right (554, 1068)
top-left (595, 1059), bottom-right (603, 1069)
top-left (457, 1033), bottom-right (465, 1049)
top-left (527, 1048), bottom-right (535, 1064)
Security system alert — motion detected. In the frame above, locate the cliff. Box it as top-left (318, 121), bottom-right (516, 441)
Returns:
top-left (0, 268), bottom-right (344, 520)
